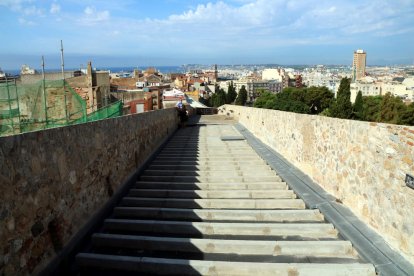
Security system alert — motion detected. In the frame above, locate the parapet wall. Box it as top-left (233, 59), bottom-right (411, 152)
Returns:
top-left (220, 105), bottom-right (414, 264)
top-left (0, 109), bottom-right (178, 274)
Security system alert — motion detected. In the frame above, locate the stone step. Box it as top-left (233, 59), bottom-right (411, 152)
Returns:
top-left (139, 175), bottom-right (282, 183)
top-left (77, 254), bottom-right (376, 275)
top-left (120, 197), bottom-right (306, 209)
top-left (141, 170), bottom-right (276, 177)
top-left (157, 150), bottom-right (259, 157)
top-left (127, 189), bottom-right (296, 199)
top-left (148, 164), bottom-right (272, 171)
top-left (91, 234), bottom-right (356, 258)
top-left (162, 148), bottom-right (254, 152)
top-left (163, 142), bottom-right (249, 145)
top-left (154, 156), bottom-right (263, 161)
top-left (150, 160), bottom-right (267, 166)
top-left (161, 147), bottom-right (255, 150)
top-left (159, 149), bottom-right (258, 156)
top-left (113, 207), bottom-right (325, 222)
top-left (103, 219), bottom-right (338, 239)
top-left (160, 149), bottom-right (256, 153)
top-left (133, 182), bottom-right (288, 190)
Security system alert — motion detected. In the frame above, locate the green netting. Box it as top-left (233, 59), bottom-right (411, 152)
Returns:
top-left (0, 79), bottom-right (122, 137)
top-left (86, 101), bottom-right (122, 121)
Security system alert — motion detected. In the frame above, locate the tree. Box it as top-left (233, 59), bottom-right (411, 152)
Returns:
top-left (235, 85), bottom-right (248, 106)
top-left (254, 92), bottom-right (277, 108)
top-left (304, 86), bottom-right (334, 114)
top-left (379, 92), bottom-right (406, 124)
top-left (268, 88), bottom-right (309, 113)
top-left (198, 96), bottom-right (210, 107)
top-left (353, 91), bottom-right (364, 120)
top-left (400, 103), bottom-right (414, 126)
top-left (362, 96), bottom-right (382, 122)
top-left (211, 88), bottom-right (226, 107)
top-left (226, 81), bottom-right (237, 104)
top-left (253, 86), bottom-right (333, 114)
top-left (330, 77), bottom-right (353, 119)
top-left (255, 88), bottom-right (269, 100)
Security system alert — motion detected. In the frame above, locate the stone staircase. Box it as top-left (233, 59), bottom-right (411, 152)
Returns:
top-left (76, 123), bottom-right (376, 275)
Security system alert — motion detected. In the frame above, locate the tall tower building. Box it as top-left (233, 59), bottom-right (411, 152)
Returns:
top-left (352, 49), bottom-right (366, 81)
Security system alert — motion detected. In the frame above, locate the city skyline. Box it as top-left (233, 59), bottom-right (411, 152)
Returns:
top-left (1, 0), bottom-right (414, 70)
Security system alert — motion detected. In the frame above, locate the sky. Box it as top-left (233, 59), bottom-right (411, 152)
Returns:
top-left (0, 0), bottom-right (413, 70)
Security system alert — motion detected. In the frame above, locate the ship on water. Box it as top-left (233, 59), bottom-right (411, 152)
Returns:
top-left (0, 68), bottom-right (5, 78)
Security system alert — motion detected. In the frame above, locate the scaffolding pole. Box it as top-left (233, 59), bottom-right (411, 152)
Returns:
top-left (4, 74), bottom-right (15, 134)
top-left (61, 40), bottom-right (69, 123)
top-left (42, 56), bottom-right (48, 128)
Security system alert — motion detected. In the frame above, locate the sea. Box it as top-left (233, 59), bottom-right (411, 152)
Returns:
top-left (2, 65), bottom-right (185, 76)
top-left (103, 66), bottom-right (184, 74)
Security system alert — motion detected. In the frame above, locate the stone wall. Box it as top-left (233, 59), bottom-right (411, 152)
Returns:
top-left (220, 105), bottom-right (414, 264)
top-left (0, 109), bottom-right (178, 274)
top-left (20, 72), bottom-right (76, 85)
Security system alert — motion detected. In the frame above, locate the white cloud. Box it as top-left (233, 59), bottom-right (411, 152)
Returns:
top-left (18, 17), bottom-right (36, 26)
top-left (3, 0), bottom-right (412, 60)
top-left (21, 5), bottom-right (43, 16)
top-left (70, 0), bottom-right (412, 56)
top-left (0, 0), bottom-right (44, 15)
top-left (0, 0), bottom-right (44, 27)
top-left (78, 6), bottom-right (110, 26)
top-left (50, 3), bottom-right (60, 14)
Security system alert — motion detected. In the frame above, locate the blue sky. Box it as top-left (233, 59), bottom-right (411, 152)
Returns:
top-left (0, 0), bottom-right (413, 70)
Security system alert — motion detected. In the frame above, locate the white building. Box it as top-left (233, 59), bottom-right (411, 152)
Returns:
top-left (234, 78), bottom-right (282, 102)
top-left (350, 79), bottom-right (414, 103)
top-left (20, 65), bottom-right (36, 75)
top-left (350, 80), bottom-right (381, 102)
top-left (262, 68), bottom-right (289, 88)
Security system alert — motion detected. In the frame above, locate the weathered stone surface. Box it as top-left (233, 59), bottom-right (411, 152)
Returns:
top-left (220, 105), bottom-right (414, 264)
top-left (30, 222), bottom-right (44, 238)
top-left (0, 109), bottom-right (178, 275)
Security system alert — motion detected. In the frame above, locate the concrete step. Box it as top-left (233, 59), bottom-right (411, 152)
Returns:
top-left (134, 182), bottom-right (288, 190)
top-left (157, 153), bottom-right (259, 157)
top-left (148, 164), bottom-right (272, 171)
top-left (91, 234), bottom-right (355, 258)
top-left (158, 150), bottom-right (258, 157)
top-left (141, 170), bottom-right (277, 177)
top-left (154, 156), bottom-right (263, 161)
top-left (150, 160), bottom-right (267, 166)
top-left (160, 147), bottom-right (256, 151)
top-left (139, 175), bottom-right (282, 183)
top-left (113, 207), bottom-right (325, 222)
top-left (162, 148), bottom-right (255, 152)
top-left (160, 149), bottom-right (256, 153)
top-left (120, 197), bottom-right (306, 209)
top-left (103, 219), bottom-right (338, 239)
top-left (127, 189), bottom-right (296, 199)
top-left (77, 254), bottom-right (376, 275)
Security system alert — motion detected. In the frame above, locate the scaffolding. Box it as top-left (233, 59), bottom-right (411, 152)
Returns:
top-left (0, 78), bottom-right (122, 137)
